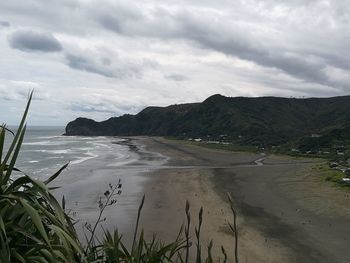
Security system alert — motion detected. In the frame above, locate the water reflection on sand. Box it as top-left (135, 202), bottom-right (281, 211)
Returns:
top-left (53, 138), bottom-right (169, 240)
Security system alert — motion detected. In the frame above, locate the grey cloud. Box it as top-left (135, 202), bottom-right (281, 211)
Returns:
top-left (8, 30), bottom-right (62, 52)
top-left (65, 52), bottom-right (143, 79)
top-left (97, 14), bottom-right (122, 33)
top-left (95, 3), bottom-right (349, 89)
top-left (0, 81), bottom-right (50, 101)
top-left (70, 103), bottom-right (116, 114)
top-left (94, 2), bottom-right (146, 35)
top-left (69, 98), bottom-right (143, 115)
top-left (191, 31), bottom-right (333, 87)
top-left (65, 53), bottom-right (115, 78)
top-left (5, 1), bottom-right (346, 89)
top-left (165, 74), bottom-right (189, 82)
top-left (0, 21), bottom-right (10, 27)
top-left (101, 57), bottom-right (111, 66)
top-left (95, 5), bottom-right (187, 38)
top-left (0, 88), bottom-right (30, 101)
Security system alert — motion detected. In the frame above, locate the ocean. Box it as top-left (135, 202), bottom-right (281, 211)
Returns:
top-left (4, 126), bottom-right (168, 239)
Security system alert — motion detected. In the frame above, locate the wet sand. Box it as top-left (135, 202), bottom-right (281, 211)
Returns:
top-left (55, 137), bottom-right (168, 241)
top-left (130, 137), bottom-right (350, 263)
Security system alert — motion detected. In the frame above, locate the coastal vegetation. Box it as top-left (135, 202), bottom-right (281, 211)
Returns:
top-left (311, 163), bottom-right (350, 189)
top-left (0, 95), bottom-right (239, 262)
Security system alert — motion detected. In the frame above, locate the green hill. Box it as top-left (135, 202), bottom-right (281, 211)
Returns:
top-left (65, 94), bottom-right (350, 148)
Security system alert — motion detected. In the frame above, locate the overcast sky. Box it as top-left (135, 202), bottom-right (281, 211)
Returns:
top-left (1, 0), bottom-right (349, 125)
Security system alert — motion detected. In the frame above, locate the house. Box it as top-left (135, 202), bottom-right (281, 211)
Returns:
top-left (329, 162), bottom-right (338, 168)
top-left (311, 134), bottom-right (322, 138)
top-left (208, 141), bottom-right (220, 144)
top-left (341, 178), bottom-right (350, 185)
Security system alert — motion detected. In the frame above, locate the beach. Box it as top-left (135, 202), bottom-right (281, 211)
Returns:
top-left (125, 137), bottom-right (350, 263)
top-left (7, 128), bottom-right (350, 262)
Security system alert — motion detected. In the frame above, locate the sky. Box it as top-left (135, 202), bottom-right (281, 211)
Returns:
top-left (0, 0), bottom-right (349, 125)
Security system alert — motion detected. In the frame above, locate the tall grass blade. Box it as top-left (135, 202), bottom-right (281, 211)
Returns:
top-left (221, 246), bottom-right (227, 263)
top-left (12, 250), bottom-right (25, 263)
top-left (132, 194), bottom-right (145, 253)
top-left (3, 125), bottom-right (26, 184)
top-left (185, 200), bottom-right (191, 263)
top-left (1, 91), bottom-right (32, 174)
top-left (62, 195), bottom-right (66, 210)
top-left (0, 126), bottom-right (5, 164)
top-left (19, 198), bottom-right (50, 245)
top-left (0, 125), bottom-right (14, 136)
top-left (227, 193), bottom-right (239, 263)
top-left (196, 206), bottom-right (203, 263)
top-left (44, 163), bottom-right (69, 185)
top-left (206, 240), bottom-right (213, 263)
top-left (49, 224), bottom-right (84, 258)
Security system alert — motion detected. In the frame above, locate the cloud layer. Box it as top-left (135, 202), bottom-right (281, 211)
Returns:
top-left (0, 21), bottom-right (10, 27)
top-left (0, 0), bottom-right (349, 125)
top-left (8, 29), bottom-right (62, 52)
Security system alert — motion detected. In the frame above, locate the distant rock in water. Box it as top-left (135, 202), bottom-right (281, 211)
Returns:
top-left (65, 94), bottom-right (350, 146)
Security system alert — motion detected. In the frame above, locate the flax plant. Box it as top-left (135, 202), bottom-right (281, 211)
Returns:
top-left (0, 92), bottom-right (84, 263)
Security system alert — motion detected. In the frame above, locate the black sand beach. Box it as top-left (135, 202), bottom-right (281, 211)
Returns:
top-left (131, 137), bottom-right (350, 263)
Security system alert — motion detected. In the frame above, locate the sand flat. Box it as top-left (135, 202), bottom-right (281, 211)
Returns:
top-left (131, 137), bottom-right (350, 263)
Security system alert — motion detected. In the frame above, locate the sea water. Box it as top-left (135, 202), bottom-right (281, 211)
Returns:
top-left (4, 126), bottom-right (167, 239)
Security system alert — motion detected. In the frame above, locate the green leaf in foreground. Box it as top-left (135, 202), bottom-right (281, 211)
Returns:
top-left (19, 198), bottom-right (50, 245)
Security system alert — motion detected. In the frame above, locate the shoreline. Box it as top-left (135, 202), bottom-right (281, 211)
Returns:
top-left (130, 136), bottom-right (350, 263)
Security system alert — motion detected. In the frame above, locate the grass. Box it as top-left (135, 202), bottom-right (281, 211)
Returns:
top-left (175, 137), bottom-right (349, 192)
top-left (309, 163), bottom-right (350, 190)
top-left (0, 94), bottom-right (240, 262)
top-left (167, 137), bottom-right (346, 164)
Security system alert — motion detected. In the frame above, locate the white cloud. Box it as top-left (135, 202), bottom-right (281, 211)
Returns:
top-left (0, 80), bottom-right (50, 101)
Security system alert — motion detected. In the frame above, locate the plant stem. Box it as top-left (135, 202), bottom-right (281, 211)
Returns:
top-left (227, 193), bottom-right (239, 263)
top-left (85, 185), bottom-right (117, 254)
top-left (185, 200), bottom-right (190, 263)
top-left (131, 194), bottom-right (145, 253)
